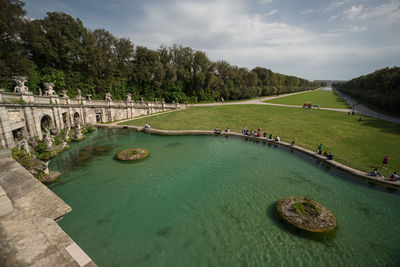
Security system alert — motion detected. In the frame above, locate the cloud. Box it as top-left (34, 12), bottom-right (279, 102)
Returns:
top-left (301, 9), bottom-right (314, 15)
top-left (131, 0), bottom-right (310, 50)
top-left (349, 25), bottom-right (367, 32)
top-left (324, 0), bottom-right (350, 13)
top-left (258, 0), bottom-right (273, 5)
top-left (343, 1), bottom-right (400, 21)
top-left (265, 9), bottom-right (278, 16)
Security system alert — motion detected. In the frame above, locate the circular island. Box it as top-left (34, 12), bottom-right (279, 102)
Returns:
top-left (277, 196), bottom-right (337, 233)
top-left (116, 148), bottom-right (149, 162)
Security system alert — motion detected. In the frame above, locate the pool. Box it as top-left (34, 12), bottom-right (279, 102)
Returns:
top-left (49, 128), bottom-right (400, 266)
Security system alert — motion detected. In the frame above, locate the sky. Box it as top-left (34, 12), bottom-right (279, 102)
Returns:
top-left (23, 0), bottom-right (400, 81)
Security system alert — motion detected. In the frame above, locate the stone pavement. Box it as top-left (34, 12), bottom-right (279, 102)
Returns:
top-left (0, 150), bottom-right (96, 267)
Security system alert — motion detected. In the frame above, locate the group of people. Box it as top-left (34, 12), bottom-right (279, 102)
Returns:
top-left (241, 126), bottom-right (281, 141)
top-left (369, 156), bottom-right (399, 181)
top-left (303, 103), bottom-right (319, 109)
top-left (347, 111), bottom-right (355, 115)
top-left (316, 143), bottom-right (334, 160)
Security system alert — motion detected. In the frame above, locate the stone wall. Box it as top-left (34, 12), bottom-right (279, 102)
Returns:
top-left (0, 91), bottom-right (179, 149)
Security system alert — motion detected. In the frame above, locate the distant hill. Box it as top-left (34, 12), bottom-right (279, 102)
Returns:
top-left (333, 67), bottom-right (400, 115)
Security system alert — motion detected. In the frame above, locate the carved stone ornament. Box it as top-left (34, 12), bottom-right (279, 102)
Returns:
top-left (105, 93), bottom-right (112, 101)
top-left (12, 76), bottom-right (30, 94)
top-left (44, 83), bottom-right (57, 96)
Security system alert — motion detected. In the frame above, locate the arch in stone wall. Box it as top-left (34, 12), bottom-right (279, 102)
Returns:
top-left (73, 112), bottom-right (80, 125)
top-left (40, 114), bottom-right (54, 131)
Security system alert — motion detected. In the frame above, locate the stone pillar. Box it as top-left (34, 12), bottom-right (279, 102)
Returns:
top-left (23, 107), bottom-right (39, 138)
top-left (0, 107), bottom-right (15, 149)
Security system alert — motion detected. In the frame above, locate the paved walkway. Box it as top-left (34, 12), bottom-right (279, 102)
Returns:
top-left (334, 89), bottom-right (400, 124)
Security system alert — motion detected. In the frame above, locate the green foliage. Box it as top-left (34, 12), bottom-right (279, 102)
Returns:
top-left (11, 147), bottom-right (34, 168)
top-left (53, 135), bottom-right (61, 146)
top-left (35, 141), bottom-right (47, 154)
top-left (292, 200), bottom-right (319, 216)
top-left (8, 99), bottom-right (26, 104)
top-left (334, 67), bottom-right (400, 115)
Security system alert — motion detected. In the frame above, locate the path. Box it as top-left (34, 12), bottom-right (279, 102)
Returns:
top-left (334, 89), bottom-right (400, 124)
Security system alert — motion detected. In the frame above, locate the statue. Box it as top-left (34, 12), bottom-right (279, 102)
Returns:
top-left (140, 97), bottom-right (144, 104)
top-left (12, 76), bottom-right (30, 94)
top-left (162, 98), bottom-right (165, 104)
top-left (125, 93), bottom-right (132, 102)
top-left (38, 88), bottom-right (43, 96)
top-left (42, 161), bottom-right (50, 174)
top-left (75, 123), bottom-right (83, 139)
top-left (86, 94), bottom-right (92, 100)
top-left (76, 89), bottom-right (82, 99)
top-left (154, 98), bottom-right (158, 104)
top-left (105, 93), bottom-right (112, 101)
top-left (44, 83), bottom-right (57, 96)
top-left (43, 128), bottom-right (53, 149)
top-left (60, 90), bottom-right (69, 98)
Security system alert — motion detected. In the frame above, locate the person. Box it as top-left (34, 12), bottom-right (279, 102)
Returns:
top-left (257, 131), bottom-right (261, 137)
top-left (327, 152), bottom-right (333, 160)
top-left (214, 127), bottom-right (222, 134)
top-left (245, 129), bottom-right (249, 136)
top-left (242, 126), bottom-right (246, 135)
top-left (317, 143), bottom-right (323, 154)
top-left (269, 133), bottom-right (272, 139)
top-left (291, 140), bottom-right (295, 146)
top-left (144, 122), bottom-right (151, 128)
top-left (263, 132), bottom-right (267, 138)
top-left (390, 172), bottom-right (399, 181)
top-left (249, 130), bottom-right (253, 136)
top-left (323, 151), bottom-right (328, 157)
top-left (225, 128), bottom-right (230, 133)
top-left (382, 155), bottom-right (389, 169)
top-left (348, 111), bottom-right (351, 115)
top-left (370, 168), bottom-right (384, 178)
top-left (358, 117), bottom-right (362, 122)
top-left (275, 135), bottom-right (280, 142)
top-left (352, 111), bottom-right (355, 115)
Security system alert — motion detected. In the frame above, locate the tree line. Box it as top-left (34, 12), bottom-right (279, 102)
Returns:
top-left (333, 67), bottom-right (400, 115)
top-left (0, 0), bottom-right (319, 102)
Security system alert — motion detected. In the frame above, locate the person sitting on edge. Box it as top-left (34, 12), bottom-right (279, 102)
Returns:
top-left (323, 151), bottom-right (328, 157)
top-left (269, 133), bottom-right (273, 139)
top-left (242, 126), bottom-right (246, 135)
top-left (257, 131), bottom-right (261, 137)
top-left (327, 152), bottom-right (333, 160)
top-left (245, 129), bottom-right (249, 135)
top-left (370, 168), bottom-right (384, 178)
top-left (390, 172), bottom-right (399, 181)
top-left (291, 140), bottom-right (295, 146)
top-left (225, 128), bottom-right (230, 132)
top-left (144, 122), bottom-right (151, 128)
top-left (263, 132), bottom-right (267, 138)
top-left (249, 130), bottom-right (253, 136)
top-left (275, 135), bottom-right (280, 142)
top-left (214, 127), bottom-right (222, 134)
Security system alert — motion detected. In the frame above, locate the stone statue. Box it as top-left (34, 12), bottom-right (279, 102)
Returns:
top-left (140, 97), bottom-right (144, 104)
top-left (125, 93), bottom-right (132, 102)
top-left (18, 138), bottom-right (31, 155)
top-left (43, 128), bottom-right (53, 149)
top-left (162, 98), bottom-right (165, 104)
top-left (154, 98), bottom-right (158, 104)
top-left (76, 89), bottom-right (82, 99)
top-left (105, 93), bottom-right (112, 101)
top-left (13, 76), bottom-right (30, 94)
top-left (42, 161), bottom-right (50, 174)
top-left (44, 83), bottom-right (57, 96)
top-left (60, 90), bottom-right (69, 98)
top-left (38, 88), bottom-right (43, 96)
top-left (75, 123), bottom-right (82, 139)
top-left (86, 94), bottom-right (92, 100)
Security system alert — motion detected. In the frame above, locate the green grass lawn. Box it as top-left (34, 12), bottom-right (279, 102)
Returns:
top-left (120, 105), bottom-right (400, 176)
top-left (264, 89), bottom-right (350, 109)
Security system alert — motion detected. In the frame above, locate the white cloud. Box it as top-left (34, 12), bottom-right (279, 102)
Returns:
top-left (349, 25), bottom-right (367, 32)
top-left (343, 1), bottom-right (400, 21)
top-left (258, 0), bottom-right (273, 5)
top-left (324, 0), bottom-right (350, 13)
top-left (265, 9), bottom-right (278, 16)
top-left (301, 9), bottom-right (314, 15)
top-left (344, 5), bottom-right (364, 19)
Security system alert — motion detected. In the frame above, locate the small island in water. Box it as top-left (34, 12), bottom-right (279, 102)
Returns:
top-left (116, 148), bottom-right (149, 161)
top-left (277, 196), bottom-right (337, 233)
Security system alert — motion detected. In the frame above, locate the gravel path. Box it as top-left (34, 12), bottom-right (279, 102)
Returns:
top-left (334, 89), bottom-right (400, 124)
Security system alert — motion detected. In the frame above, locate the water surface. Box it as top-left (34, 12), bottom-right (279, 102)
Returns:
top-left (49, 128), bottom-right (400, 266)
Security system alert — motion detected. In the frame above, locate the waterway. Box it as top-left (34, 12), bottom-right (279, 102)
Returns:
top-left (49, 128), bottom-right (400, 266)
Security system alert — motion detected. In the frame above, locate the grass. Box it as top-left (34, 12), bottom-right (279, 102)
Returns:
top-left (120, 105), bottom-right (400, 176)
top-left (264, 89), bottom-right (350, 109)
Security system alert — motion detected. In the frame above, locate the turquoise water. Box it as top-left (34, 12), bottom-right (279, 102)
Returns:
top-left (49, 128), bottom-right (400, 266)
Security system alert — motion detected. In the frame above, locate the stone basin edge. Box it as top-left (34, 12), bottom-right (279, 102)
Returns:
top-left (96, 124), bottom-right (400, 190)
